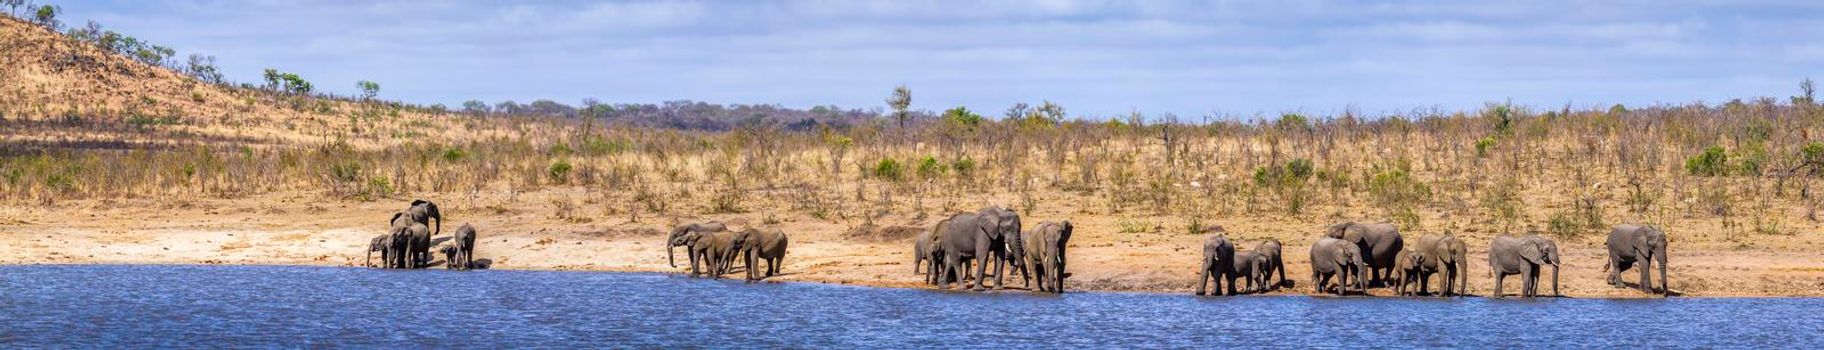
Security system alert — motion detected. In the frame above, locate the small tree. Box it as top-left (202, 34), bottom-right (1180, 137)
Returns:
top-left (32, 5), bottom-right (60, 29)
top-left (356, 80), bottom-right (380, 100)
top-left (4, 0), bottom-right (25, 16)
top-left (461, 100), bottom-right (490, 115)
top-left (887, 85), bottom-right (911, 128)
top-left (186, 54), bottom-right (223, 84)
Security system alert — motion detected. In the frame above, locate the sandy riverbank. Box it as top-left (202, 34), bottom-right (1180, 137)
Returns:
top-left (2, 190), bottom-right (1821, 298)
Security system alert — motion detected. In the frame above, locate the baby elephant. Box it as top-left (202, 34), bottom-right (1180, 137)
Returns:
top-left (366, 234), bottom-right (391, 268)
top-left (1230, 251), bottom-right (1269, 294)
top-left (1392, 250), bottom-right (1426, 296)
top-left (439, 245), bottom-right (461, 270)
top-left (450, 224), bottom-right (479, 271)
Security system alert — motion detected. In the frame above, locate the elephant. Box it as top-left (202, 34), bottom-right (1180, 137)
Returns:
top-left (734, 227), bottom-right (789, 281)
top-left (1392, 249), bottom-right (1426, 296)
top-left (439, 245), bottom-right (460, 270)
top-left (1021, 220), bottom-right (1073, 293)
top-left (402, 199), bottom-right (443, 239)
top-left (1254, 239), bottom-right (1288, 288)
top-left (366, 234), bottom-right (390, 268)
top-left (1310, 237), bottom-right (1367, 295)
top-left (1606, 224), bottom-right (1668, 294)
top-left (404, 222), bottom-right (431, 268)
top-left (936, 212), bottom-right (1008, 291)
top-left (1230, 251), bottom-right (1268, 294)
top-left (1195, 233), bottom-right (1236, 296)
top-left (684, 230), bottom-right (739, 278)
top-left (450, 223), bottom-right (478, 270)
top-left (1326, 222), bottom-right (1404, 287)
top-left (914, 228), bottom-right (935, 275)
top-left (1489, 235), bottom-right (1561, 298)
top-left (1412, 233), bottom-right (1469, 296)
top-left (978, 206), bottom-right (1028, 288)
top-left (667, 221), bottom-right (728, 269)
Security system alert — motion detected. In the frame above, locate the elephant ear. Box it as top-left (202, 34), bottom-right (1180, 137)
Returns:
top-left (1520, 243), bottom-right (1544, 265)
top-left (1325, 223), bottom-right (1350, 239)
top-left (977, 216), bottom-right (1000, 239)
top-left (411, 199), bottom-right (429, 207)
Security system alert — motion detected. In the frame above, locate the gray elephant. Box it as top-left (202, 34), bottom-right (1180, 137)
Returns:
top-left (687, 230), bottom-right (739, 278)
top-left (450, 223), bottom-right (478, 270)
top-left (979, 206), bottom-right (1028, 288)
top-left (735, 227), bottom-right (789, 281)
top-left (366, 234), bottom-right (390, 268)
top-left (403, 199), bottom-right (443, 241)
top-left (1327, 222), bottom-right (1403, 287)
top-left (1254, 239), bottom-right (1288, 288)
top-left (667, 221), bottom-right (728, 269)
top-left (1022, 220), bottom-right (1073, 293)
top-left (1195, 233), bottom-right (1236, 296)
top-left (936, 212), bottom-right (1009, 291)
top-left (439, 245), bottom-right (460, 270)
top-left (386, 223), bottom-right (411, 269)
top-left (1606, 224), bottom-right (1668, 294)
top-left (1310, 237), bottom-right (1367, 295)
top-left (1392, 249), bottom-right (1425, 296)
top-left (913, 228), bottom-right (936, 276)
top-left (1230, 251), bottom-right (1268, 294)
top-left (1412, 233), bottom-right (1469, 296)
top-left (1489, 235), bottom-right (1561, 298)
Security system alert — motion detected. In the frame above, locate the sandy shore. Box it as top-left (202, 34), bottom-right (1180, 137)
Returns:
top-left (2, 190), bottom-right (1821, 298)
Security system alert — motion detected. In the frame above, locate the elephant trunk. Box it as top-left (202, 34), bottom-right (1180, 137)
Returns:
top-left (1551, 263), bottom-right (1561, 297)
top-left (667, 242), bottom-right (677, 268)
top-left (1658, 254), bottom-right (1669, 295)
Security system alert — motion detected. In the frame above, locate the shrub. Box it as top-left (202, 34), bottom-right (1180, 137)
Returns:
top-left (441, 148), bottom-right (467, 162)
top-left (950, 157), bottom-right (976, 177)
top-left (548, 160), bottom-right (573, 184)
top-left (1475, 137), bottom-right (1496, 157)
top-left (1684, 146), bottom-right (1729, 177)
top-left (1369, 160), bottom-right (1432, 226)
top-left (363, 176), bottom-right (393, 201)
top-left (872, 158), bottom-right (904, 181)
top-left (915, 156), bottom-right (944, 179)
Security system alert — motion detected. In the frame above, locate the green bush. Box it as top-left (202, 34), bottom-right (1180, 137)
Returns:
top-left (548, 160), bottom-right (573, 184)
top-left (916, 156), bottom-right (944, 179)
top-left (1475, 137), bottom-right (1496, 157)
top-left (1684, 146), bottom-right (1729, 176)
top-left (872, 158), bottom-right (904, 181)
top-left (951, 157), bottom-right (976, 177)
top-left (441, 148), bottom-right (467, 162)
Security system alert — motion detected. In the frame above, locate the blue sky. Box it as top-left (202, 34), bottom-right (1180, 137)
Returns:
top-left (49, 0), bottom-right (1824, 118)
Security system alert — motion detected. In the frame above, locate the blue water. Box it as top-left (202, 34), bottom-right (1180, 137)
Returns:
top-left (0, 265), bottom-right (1817, 348)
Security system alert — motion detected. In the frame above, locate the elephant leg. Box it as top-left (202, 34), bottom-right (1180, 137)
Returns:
top-left (1639, 258), bottom-right (1653, 293)
top-left (1493, 273), bottom-right (1504, 298)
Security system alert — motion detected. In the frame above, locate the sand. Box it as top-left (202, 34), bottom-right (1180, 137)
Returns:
top-left (2, 188), bottom-right (1820, 299)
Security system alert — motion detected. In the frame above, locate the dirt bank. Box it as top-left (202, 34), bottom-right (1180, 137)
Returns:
top-left (1, 190), bottom-right (1821, 298)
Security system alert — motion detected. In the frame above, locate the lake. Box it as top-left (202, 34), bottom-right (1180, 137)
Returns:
top-left (0, 265), bottom-right (1816, 348)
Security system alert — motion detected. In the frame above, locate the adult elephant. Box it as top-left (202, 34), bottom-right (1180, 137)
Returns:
top-left (978, 206), bottom-right (1027, 288)
top-left (1606, 224), bottom-right (1668, 294)
top-left (451, 223), bottom-right (478, 270)
top-left (1412, 233), bottom-right (1469, 296)
top-left (1326, 222), bottom-right (1403, 287)
top-left (667, 221), bottom-right (728, 268)
top-left (1022, 221), bottom-right (1073, 293)
top-left (1488, 235), bottom-right (1561, 298)
top-left (1254, 239), bottom-right (1288, 288)
top-left (735, 227), bottom-right (789, 281)
top-left (404, 223), bottom-right (431, 268)
top-left (1195, 233), bottom-right (1236, 296)
top-left (402, 199), bottom-right (443, 238)
top-left (1310, 237), bottom-right (1367, 295)
top-left (936, 212), bottom-right (1008, 291)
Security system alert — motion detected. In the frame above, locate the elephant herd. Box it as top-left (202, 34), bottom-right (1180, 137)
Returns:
top-left (1199, 221), bottom-right (1671, 298)
top-left (365, 200), bottom-right (482, 270)
top-left (909, 206), bottom-right (1074, 293)
top-left (665, 221), bottom-right (791, 281)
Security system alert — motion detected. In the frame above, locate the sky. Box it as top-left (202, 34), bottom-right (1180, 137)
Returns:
top-left (46, 0), bottom-right (1824, 118)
